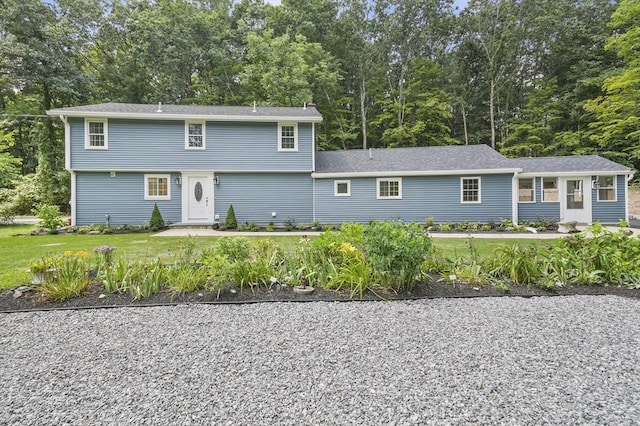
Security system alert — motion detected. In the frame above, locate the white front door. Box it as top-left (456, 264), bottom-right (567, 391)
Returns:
top-left (183, 173), bottom-right (214, 222)
top-left (561, 177), bottom-right (591, 224)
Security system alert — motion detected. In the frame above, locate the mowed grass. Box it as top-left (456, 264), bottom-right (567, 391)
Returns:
top-left (0, 225), bottom-right (553, 290)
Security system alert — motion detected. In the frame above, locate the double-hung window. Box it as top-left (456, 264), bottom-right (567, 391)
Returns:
top-left (278, 123), bottom-right (298, 151)
top-left (377, 178), bottom-right (401, 199)
top-left (518, 178), bottom-right (535, 202)
top-left (597, 176), bottom-right (616, 201)
top-left (144, 174), bottom-right (170, 200)
top-left (461, 177), bottom-right (481, 203)
top-left (185, 121), bottom-right (205, 149)
top-left (85, 119), bottom-right (108, 149)
top-left (542, 178), bottom-right (558, 202)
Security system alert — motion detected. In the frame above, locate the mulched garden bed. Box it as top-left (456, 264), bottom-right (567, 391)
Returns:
top-left (2, 278), bottom-right (638, 314)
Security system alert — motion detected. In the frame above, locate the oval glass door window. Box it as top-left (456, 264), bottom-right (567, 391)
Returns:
top-left (194, 182), bottom-right (203, 202)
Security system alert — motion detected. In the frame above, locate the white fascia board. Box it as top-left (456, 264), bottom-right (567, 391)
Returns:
top-left (46, 110), bottom-right (323, 123)
top-left (312, 168), bottom-right (522, 179)
top-left (519, 170), bottom-right (632, 177)
top-left (73, 168), bottom-right (312, 173)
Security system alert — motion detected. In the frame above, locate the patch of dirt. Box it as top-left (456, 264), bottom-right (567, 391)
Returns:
top-left (1, 279), bottom-right (638, 314)
top-left (629, 188), bottom-right (640, 217)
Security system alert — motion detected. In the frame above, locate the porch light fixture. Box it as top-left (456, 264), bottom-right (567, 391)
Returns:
top-left (214, 176), bottom-right (220, 185)
top-left (175, 175), bottom-right (182, 185)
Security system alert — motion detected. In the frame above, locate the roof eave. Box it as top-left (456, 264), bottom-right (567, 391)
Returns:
top-left (312, 168), bottom-right (522, 178)
top-left (46, 110), bottom-right (323, 123)
top-left (519, 170), bottom-right (632, 177)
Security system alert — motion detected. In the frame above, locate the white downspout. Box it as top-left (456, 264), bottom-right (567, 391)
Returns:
top-left (59, 115), bottom-right (75, 225)
top-left (626, 173), bottom-right (635, 222)
top-left (311, 122), bottom-right (316, 222)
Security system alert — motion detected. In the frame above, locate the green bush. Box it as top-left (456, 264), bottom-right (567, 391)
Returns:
top-left (225, 204), bottom-right (237, 229)
top-left (150, 203), bottom-right (165, 230)
top-left (35, 204), bottom-right (66, 229)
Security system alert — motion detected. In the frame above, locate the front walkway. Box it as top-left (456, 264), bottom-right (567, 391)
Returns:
top-left (153, 225), bottom-right (639, 239)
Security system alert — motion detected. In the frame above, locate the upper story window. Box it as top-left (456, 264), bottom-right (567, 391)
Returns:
top-left (518, 178), bottom-right (535, 203)
top-left (461, 177), bottom-right (481, 203)
top-left (334, 180), bottom-right (351, 197)
top-left (597, 176), bottom-right (616, 202)
top-left (278, 123), bottom-right (298, 151)
top-left (377, 178), bottom-right (402, 199)
top-left (185, 121), bottom-right (205, 150)
top-left (144, 174), bottom-right (171, 200)
top-left (85, 119), bottom-right (108, 149)
top-left (542, 177), bottom-right (558, 202)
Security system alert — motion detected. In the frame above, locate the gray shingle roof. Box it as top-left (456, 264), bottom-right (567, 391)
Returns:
top-left (47, 102), bottom-right (322, 120)
top-left (315, 145), bottom-right (517, 174)
top-left (512, 156), bottom-right (631, 173)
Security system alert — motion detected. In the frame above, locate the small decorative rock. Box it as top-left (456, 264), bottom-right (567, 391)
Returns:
top-left (293, 286), bottom-right (315, 295)
top-left (98, 294), bottom-right (107, 299)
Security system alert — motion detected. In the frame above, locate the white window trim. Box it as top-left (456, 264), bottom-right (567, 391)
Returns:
top-left (461, 177), bottom-right (481, 204)
top-left (185, 121), bottom-right (206, 150)
top-left (278, 122), bottom-right (298, 152)
top-left (541, 177), bottom-right (559, 203)
top-left (376, 177), bottom-right (402, 199)
top-left (144, 174), bottom-right (171, 201)
top-left (334, 180), bottom-right (351, 197)
top-left (84, 118), bottom-right (108, 150)
top-left (518, 177), bottom-right (536, 203)
top-left (596, 175), bottom-right (617, 202)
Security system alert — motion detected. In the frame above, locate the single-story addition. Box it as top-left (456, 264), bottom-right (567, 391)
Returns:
top-left (47, 102), bottom-right (634, 227)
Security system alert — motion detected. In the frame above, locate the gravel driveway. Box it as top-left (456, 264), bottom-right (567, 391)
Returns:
top-left (1, 296), bottom-right (639, 425)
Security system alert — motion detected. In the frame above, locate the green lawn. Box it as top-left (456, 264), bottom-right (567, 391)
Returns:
top-left (0, 225), bottom-right (552, 290)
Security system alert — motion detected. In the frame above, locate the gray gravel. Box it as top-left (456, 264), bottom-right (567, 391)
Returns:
top-left (1, 296), bottom-right (639, 425)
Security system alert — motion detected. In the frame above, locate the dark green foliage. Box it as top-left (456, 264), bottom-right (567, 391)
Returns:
top-left (225, 204), bottom-right (237, 229)
top-left (149, 203), bottom-right (165, 230)
top-left (35, 204), bottom-right (66, 229)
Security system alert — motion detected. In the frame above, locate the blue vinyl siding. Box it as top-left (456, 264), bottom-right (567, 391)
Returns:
top-left (69, 118), bottom-right (313, 171)
top-left (518, 177), bottom-right (560, 222)
top-left (314, 174), bottom-right (513, 224)
top-left (76, 172), bottom-right (181, 226)
top-left (592, 175), bottom-right (626, 223)
top-left (215, 173), bottom-right (313, 225)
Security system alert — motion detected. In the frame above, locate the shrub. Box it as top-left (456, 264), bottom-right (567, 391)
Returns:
top-left (126, 259), bottom-right (165, 300)
top-left (150, 203), bottom-right (165, 230)
top-left (165, 264), bottom-right (209, 295)
top-left (283, 217), bottom-right (296, 231)
top-left (39, 251), bottom-right (90, 300)
top-left (204, 237), bottom-right (251, 262)
top-left (35, 204), bottom-right (66, 229)
top-left (363, 221), bottom-right (433, 292)
top-left (225, 204), bottom-right (237, 229)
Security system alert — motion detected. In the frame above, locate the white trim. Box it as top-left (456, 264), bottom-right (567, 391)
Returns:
top-left (47, 110), bottom-right (323, 123)
top-left (71, 168), bottom-right (312, 173)
top-left (376, 177), bottom-right (402, 199)
top-left (60, 115), bottom-right (71, 169)
top-left (185, 121), bottom-right (206, 150)
top-left (334, 180), bottom-right (351, 197)
top-left (278, 122), bottom-right (298, 152)
top-left (313, 168), bottom-right (521, 179)
top-left (595, 175), bottom-right (617, 202)
top-left (144, 174), bottom-right (171, 200)
top-left (460, 176), bottom-right (481, 204)
top-left (625, 173), bottom-right (634, 222)
top-left (541, 177), bottom-right (559, 203)
top-left (311, 123), bottom-right (316, 171)
top-left (312, 177), bottom-right (316, 222)
top-left (520, 170), bottom-right (631, 177)
top-left (517, 177), bottom-right (536, 203)
top-left (70, 170), bottom-right (76, 226)
top-left (512, 173), bottom-right (519, 224)
top-left (84, 118), bottom-right (108, 149)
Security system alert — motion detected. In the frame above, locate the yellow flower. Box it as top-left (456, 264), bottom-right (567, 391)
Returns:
top-left (75, 251), bottom-right (90, 259)
top-left (63, 250), bottom-right (73, 257)
top-left (340, 242), bottom-right (357, 254)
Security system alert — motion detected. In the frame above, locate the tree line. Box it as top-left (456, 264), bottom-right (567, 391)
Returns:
top-left (0, 0), bottom-right (638, 212)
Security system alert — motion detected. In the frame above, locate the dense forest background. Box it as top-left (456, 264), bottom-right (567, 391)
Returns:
top-left (0, 0), bottom-right (638, 213)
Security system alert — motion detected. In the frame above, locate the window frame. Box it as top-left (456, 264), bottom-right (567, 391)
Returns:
top-left (597, 175), bottom-right (617, 202)
top-left (84, 118), bottom-right (108, 150)
top-left (541, 177), bottom-right (559, 203)
top-left (334, 180), bottom-right (351, 197)
top-left (376, 178), bottom-right (402, 200)
top-left (518, 178), bottom-right (536, 203)
top-left (278, 123), bottom-right (298, 152)
top-left (185, 121), bottom-right (206, 150)
top-left (144, 174), bottom-right (171, 201)
top-left (460, 177), bottom-right (481, 204)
